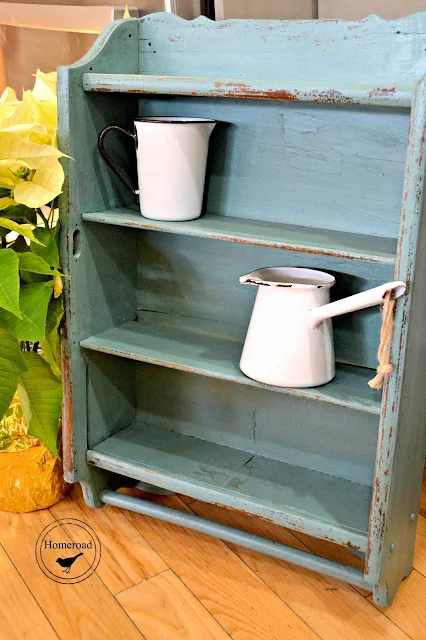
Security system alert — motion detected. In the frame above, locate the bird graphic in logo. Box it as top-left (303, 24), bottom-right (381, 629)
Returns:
top-left (55, 552), bottom-right (84, 574)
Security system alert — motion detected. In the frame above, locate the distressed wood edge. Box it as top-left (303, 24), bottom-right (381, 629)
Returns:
top-left (80, 210), bottom-right (398, 264)
top-left (58, 18), bottom-right (139, 74)
top-left (365, 76), bottom-right (426, 598)
top-left (139, 10), bottom-right (426, 31)
top-left (81, 73), bottom-right (413, 107)
top-left (89, 453), bottom-right (369, 551)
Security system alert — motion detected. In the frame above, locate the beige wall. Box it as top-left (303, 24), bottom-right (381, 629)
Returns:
top-left (215, 0), bottom-right (317, 20)
top-left (1, 27), bottom-right (97, 92)
top-left (318, 0), bottom-right (426, 20)
top-left (0, 0), bottom-right (203, 93)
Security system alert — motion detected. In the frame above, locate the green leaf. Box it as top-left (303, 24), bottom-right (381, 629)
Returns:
top-left (0, 328), bottom-right (27, 421)
top-left (0, 217), bottom-right (44, 244)
top-left (0, 249), bottom-right (21, 317)
top-left (2, 204), bottom-right (37, 226)
top-left (18, 252), bottom-right (62, 276)
top-left (40, 295), bottom-right (64, 378)
top-left (30, 227), bottom-right (59, 267)
top-left (18, 352), bottom-right (61, 457)
top-left (0, 282), bottom-right (52, 341)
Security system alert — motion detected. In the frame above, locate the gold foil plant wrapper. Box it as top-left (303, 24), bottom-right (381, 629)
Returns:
top-left (0, 396), bottom-right (38, 453)
top-left (0, 397), bottom-right (66, 512)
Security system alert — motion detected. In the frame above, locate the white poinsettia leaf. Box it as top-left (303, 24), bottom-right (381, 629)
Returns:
top-left (13, 160), bottom-right (64, 208)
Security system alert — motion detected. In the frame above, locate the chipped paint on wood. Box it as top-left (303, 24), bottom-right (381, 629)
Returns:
top-left (137, 12), bottom-right (426, 88)
top-left (61, 345), bottom-right (75, 480)
top-left (87, 421), bottom-right (370, 552)
top-left (365, 76), bottom-right (426, 607)
top-left (83, 73), bottom-right (413, 107)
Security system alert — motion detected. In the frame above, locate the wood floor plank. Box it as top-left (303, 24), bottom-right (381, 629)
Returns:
top-left (119, 490), bottom-right (321, 640)
top-left (178, 494), bottom-right (197, 506)
top-left (50, 485), bottom-right (168, 594)
top-left (290, 527), bottom-right (369, 597)
top-left (117, 569), bottom-right (230, 639)
top-left (368, 569), bottom-right (426, 640)
top-left (0, 543), bottom-right (58, 640)
top-left (420, 471), bottom-right (426, 518)
top-left (189, 500), bottom-right (410, 640)
top-left (414, 515), bottom-right (426, 578)
top-left (0, 508), bottom-right (144, 640)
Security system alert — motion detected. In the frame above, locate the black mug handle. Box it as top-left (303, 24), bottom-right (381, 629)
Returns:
top-left (98, 125), bottom-right (138, 195)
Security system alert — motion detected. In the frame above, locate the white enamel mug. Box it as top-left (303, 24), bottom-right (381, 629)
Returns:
top-left (98, 117), bottom-right (216, 222)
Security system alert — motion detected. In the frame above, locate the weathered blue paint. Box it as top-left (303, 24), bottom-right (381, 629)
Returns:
top-left (82, 73), bottom-right (413, 107)
top-left (58, 12), bottom-right (426, 606)
top-left (365, 75), bottom-right (426, 606)
top-left (89, 422), bottom-right (371, 550)
top-left (58, 18), bottom-right (140, 505)
top-left (136, 13), bottom-right (426, 84)
top-left (80, 314), bottom-right (382, 414)
top-left (83, 206), bottom-right (397, 264)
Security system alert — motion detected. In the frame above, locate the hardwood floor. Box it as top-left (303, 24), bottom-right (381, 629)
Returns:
top-left (1, 474), bottom-right (425, 640)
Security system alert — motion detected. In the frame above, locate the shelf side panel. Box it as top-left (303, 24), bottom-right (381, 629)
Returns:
top-left (58, 19), bottom-right (140, 485)
top-left (366, 78), bottom-right (426, 600)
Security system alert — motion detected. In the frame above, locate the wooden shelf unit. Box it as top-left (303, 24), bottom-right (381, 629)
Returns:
top-left (59, 12), bottom-right (426, 607)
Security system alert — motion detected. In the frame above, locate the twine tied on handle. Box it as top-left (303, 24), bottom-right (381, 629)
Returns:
top-left (368, 291), bottom-right (397, 389)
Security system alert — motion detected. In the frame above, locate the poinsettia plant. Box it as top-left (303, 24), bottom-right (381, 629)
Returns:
top-left (0, 71), bottom-right (67, 458)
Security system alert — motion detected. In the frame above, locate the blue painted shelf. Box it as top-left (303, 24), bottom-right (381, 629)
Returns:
top-left (82, 205), bottom-right (396, 265)
top-left (80, 312), bottom-right (382, 414)
top-left (82, 73), bottom-right (412, 107)
top-left (87, 421), bottom-right (372, 551)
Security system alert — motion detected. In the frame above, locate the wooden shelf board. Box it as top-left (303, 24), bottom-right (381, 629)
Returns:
top-left (87, 421), bottom-right (371, 551)
top-left (82, 206), bottom-right (396, 265)
top-left (80, 313), bottom-right (382, 414)
top-left (82, 73), bottom-right (412, 107)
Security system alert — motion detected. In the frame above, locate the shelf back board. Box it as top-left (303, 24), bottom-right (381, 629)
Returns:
top-left (138, 13), bottom-right (426, 84)
top-left (133, 96), bottom-right (409, 240)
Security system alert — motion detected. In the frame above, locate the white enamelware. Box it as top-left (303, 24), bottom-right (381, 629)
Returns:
top-left (239, 267), bottom-right (406, 388)
top-left (98, 117), bottom-right (216, 221)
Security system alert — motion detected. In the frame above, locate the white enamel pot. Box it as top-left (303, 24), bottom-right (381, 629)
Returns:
top-left (98, 117), bottom-right (216, 222)
top-left (239, 267), bottom-right (406, 388)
